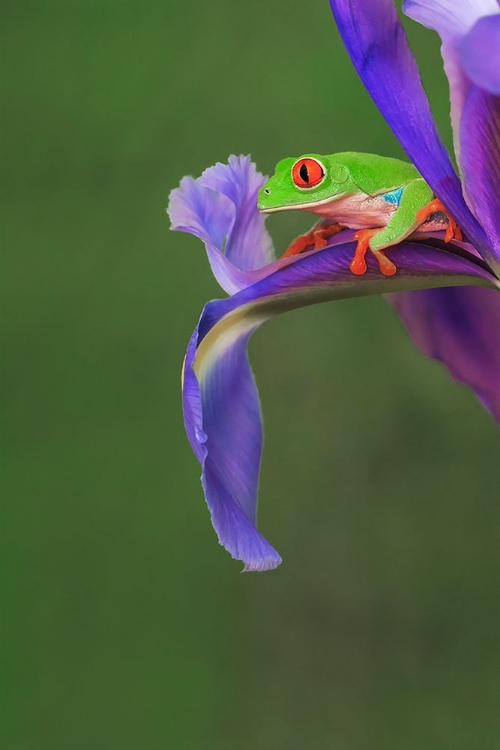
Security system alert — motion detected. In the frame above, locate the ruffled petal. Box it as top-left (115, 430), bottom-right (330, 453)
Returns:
top-left (168, 155), bottom-right (274, 294)
top-left (184, 235), bottom-right (497, 570)
top-left (388, 286), bottom-right (500, 421)
top-left (329, 0), bottom-right (488, 257)
top-left (460, 87), bottom-right (500, 264)
top-left (199, 155), bottom-right (274, 271)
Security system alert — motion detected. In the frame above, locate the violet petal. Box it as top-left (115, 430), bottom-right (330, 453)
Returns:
top-left (458, 15), bottom-right (500, 95)
top-left (404, 0), bottom-right (500, 181)
top-left (168, 156), bottom-right (274, 294)
top-left (403, 0), bottom-right (499, 40)
top-left (388, 286), bottom-right (500, 421)
top-left (460, 86), bottom-right (500, 265)
top-left (199, 155), bottom-right (274, 271)
top-left (183, 314), bottom-right (282, 572)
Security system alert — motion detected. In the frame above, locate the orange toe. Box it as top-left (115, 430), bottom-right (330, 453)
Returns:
top-left (350, 228), bottom-right (383, 276)
top-left (281, 222), bottom-right (345, 259)
top-left (281, 233), bottom-right (313, 258)
top-left (377, 257), bottom-right (397, 277)
top-left (350, 256), bottom-right (367, 275)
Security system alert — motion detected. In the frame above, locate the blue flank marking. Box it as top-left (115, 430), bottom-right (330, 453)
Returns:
top-left (382, 188), bottom-right (403, 206)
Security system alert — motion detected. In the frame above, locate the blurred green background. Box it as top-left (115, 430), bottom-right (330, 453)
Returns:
top-left (3, 1), bottom-right (500, 748)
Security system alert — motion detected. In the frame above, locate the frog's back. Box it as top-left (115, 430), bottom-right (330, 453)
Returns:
top-left (329, 152), bottom-right (422, 195)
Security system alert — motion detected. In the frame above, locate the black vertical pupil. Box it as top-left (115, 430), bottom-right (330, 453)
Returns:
top-left (299, 163), bottom-right (309, 183)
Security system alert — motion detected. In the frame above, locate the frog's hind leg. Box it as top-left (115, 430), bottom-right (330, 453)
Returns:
top-left (416, 198), bottom-right (462, 242)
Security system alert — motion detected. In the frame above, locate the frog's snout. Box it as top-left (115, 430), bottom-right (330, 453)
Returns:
top-left (257, 185), bottom-right (272, 212)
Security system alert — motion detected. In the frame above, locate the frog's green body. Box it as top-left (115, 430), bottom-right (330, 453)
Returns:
top-left (258, 152), bottom-right (459, 276)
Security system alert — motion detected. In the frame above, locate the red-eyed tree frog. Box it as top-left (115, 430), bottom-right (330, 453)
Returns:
top-left (257, 153), bottom-right (462, 276)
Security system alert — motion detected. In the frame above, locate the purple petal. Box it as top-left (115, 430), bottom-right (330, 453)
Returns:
top-left (184, 235), bottom-right (497, 570)
top-left (404, 1), bottom-right (500, 193)
top-left (388, 286), bottom-right (500, 421)
top-left (404, 0), bottom-right (468, 164)
top-left (403, 3), bottom-right (500, 265)
top-left (460, 87), bottom-right (500, 264)
top-left (168, 156), bottom-right (274, 294)
top-left (329, 0), bottom-right (487, 255)
top-left (458, 15), bottom-right (500, 94)
top-left (199, 155), bottom-right (274, 271)
top-left (403, 0), bottom-right (499, 40)
top-left (183, 313), bottom-right (281, 572)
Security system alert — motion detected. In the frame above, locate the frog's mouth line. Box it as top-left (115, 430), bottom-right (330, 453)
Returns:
top-left (258, 193), bottom-right (349, 213)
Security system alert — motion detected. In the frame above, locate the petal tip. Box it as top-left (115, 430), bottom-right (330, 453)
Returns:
top-left (242, 556), bottom-right (283, 573)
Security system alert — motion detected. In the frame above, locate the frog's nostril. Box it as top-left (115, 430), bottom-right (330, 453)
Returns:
top-left (264, 188), bottom-right (270, 195)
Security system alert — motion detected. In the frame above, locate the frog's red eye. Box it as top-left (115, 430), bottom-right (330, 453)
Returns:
top-left (291, 158), bottom-right (325, 188)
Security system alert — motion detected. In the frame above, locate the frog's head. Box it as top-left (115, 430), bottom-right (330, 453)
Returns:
top-left (258, 154), bottom-right (354, 213)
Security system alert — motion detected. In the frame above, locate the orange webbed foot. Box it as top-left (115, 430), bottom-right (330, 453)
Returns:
top-left (281, 233), bottom-right (314, 258)
top-left (280, 222), bottom-right (344, 259)
top-left (416, 198), bottom-right (463, 242)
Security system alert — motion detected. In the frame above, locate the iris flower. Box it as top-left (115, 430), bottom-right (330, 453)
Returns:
top-left (167, 0), bottom-right (500, 571)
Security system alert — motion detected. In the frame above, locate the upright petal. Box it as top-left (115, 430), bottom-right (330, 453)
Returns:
top-left (168, 156), bottom-right (274, 294)
top-left (458, 14), bottom-right (500, 94)
top-left (388, 286), bottom-right (500, 422)
top-left (404, 1), bottom-right (500, 164)
top-left (403, 0), bottom-right (499, 40)
top-left (184, 235), bottom-right (497, 570)
top-left (460, 87), bottom-right (500, 265)
top-left (329, 0), bottom-right (487, 256)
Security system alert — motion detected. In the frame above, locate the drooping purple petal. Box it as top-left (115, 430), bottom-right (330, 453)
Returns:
top-left (184, 234), bottom-right (497, 570)
top-left (460, 87), bottom-right (500, 264)
top-left (183, 313), bottom-right (282, 572)
top-left (388, 286), bottom-right (500, 421)
top-left (168, 155), bottom-right (275, 294)
top-left (329, 0), bottom-right (487, 256)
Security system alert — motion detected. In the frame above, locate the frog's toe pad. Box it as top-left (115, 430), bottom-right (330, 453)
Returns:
top-left (378, 257), bottom-right (397, 276)
top-left (349, 256), bottom-right (367, 275)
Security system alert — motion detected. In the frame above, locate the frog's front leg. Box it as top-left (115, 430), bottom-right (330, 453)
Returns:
top-left (281, 221), bottom-right (345, 259)
top-left (350, 178), bottom-right (434, 277)
top-left (350, 228), bottom-right (395, 276)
